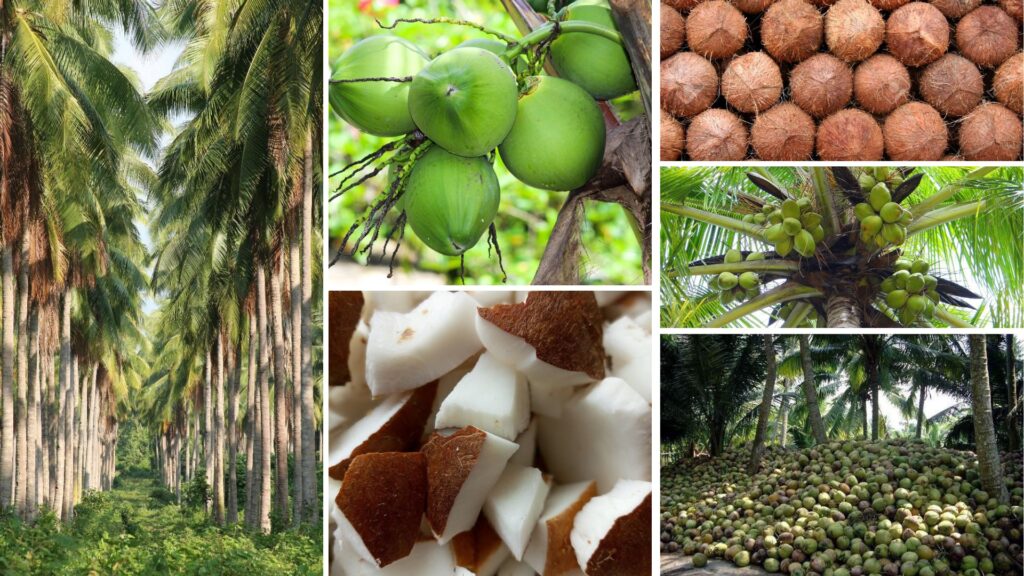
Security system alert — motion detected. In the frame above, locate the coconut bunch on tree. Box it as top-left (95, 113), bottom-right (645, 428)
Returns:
top-left (330, 0), bottom-right (645, 279)
top-left (660, 0), bottom-right (1023, 161)
top-left (660, 166), bottom-right (1023, 329)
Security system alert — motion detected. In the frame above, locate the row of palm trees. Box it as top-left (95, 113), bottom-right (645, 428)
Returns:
top-left (0, 0), bottom-right (322, 534)
top-left (661, 334), bottom-right (1020, 502)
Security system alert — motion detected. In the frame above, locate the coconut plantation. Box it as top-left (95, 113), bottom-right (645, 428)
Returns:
top-left (660, 166), bottom-right (1023, 328)
top-left (0, 1), bottom-right (322, 573)
top-left (660, 334), bottom-right (1023, 576)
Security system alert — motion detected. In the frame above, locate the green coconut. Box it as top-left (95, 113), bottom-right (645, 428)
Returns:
top-left (330, 36), bottom-right (428, 136)
top-left (869, 183), bottom-right (891, 211)
top-left (854, 203), bottom-right (876, 221)
top-left (550, 1), bottom-right (637, 100)
top-left (725, 249), bottom-right (744, 263)
top-left (739, 271), bottom-right (760, 289)
top-left (403, 146), bottom-right (500, 256)
top-left (408, 48), bottom-right (518, 157)
top-left (879, 202), bottom-right (903, 224)
top-left (794, 229), bottom-right (816, 257)
top-left (498, 76), bottom-right (606, 191)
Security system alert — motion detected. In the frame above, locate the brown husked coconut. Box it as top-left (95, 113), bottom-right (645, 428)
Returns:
top-left (998, 0), bottom-right (1022, 20)
top-left (664, 0), bottom-right (702, 11)
top-left (751, 103), bottom-right (817, 160)
top-left (868, 0), bottom-right (909, 9)
top-left (853, 55), bottom-right (911, 115)
top-left (660, 52), bottom-right (719, 117)
top-left (956, 6), bottom-right (1020, 68)
top-left (959, 103), bottom-right (1024, 160)
top-left (660, 109), bottom-right (686, 161)
top-left (686, 109), bottom-right (749, 160)
top-left (929, 0), bottom-right (980, 19)
top-left (732, 0), bottom-right (777, 13)
top-left (885, 2), bottom-right (950, 67)
top-left (919, 54), bottom-right (984, 117)
top-left (825, 0), bottom-right (885, 62)
top-left (816, 109), bottom-right (884, 160)
top-left (686, 0), bottom-right (748, 59)
top-left (761, 0), bottom-right (824, 63)
top-left (661, 4), bottom-right (687, 59)
top-left (994, 53), bottom-right (1024, 114)
top-left (790, 54), bottom-right (853, 118)
top-left (721, 52), bottom-right (783, 113)
top-left (883, 102), bottom-right (949, 160)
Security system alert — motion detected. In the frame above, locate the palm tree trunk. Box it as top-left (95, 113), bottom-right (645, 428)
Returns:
top-left (245, 312), bottom-right (258, 529)
top-left (775, 379), bottom-right (789, 446)
top-left (916, 386), bottom-right (927, 440)
top-left (27, 305), bottom-right (39, 518)
top-left (227, 338), bottom-right (240, 524)
top-left (300, 130), bottom-right (316, 525)
top-left (969, 335), bottom-right (1009, 504)
top-left (289, 220), bottom-right (302, 525)
top-left (204, 349), bottom-right (212, 514)
top-left (269, 259), bottom-right (290, 526)
top-left (54, 292), bottom-right (70, 520)
top-left (257, 264), bottom-right (273, 533)
top-left (15, 236), bottom-right (28, 517)
top-left (869, 365), bottom-right (880, 441)
top-left (214, 333), bottom-right (225, 525)
top-left (749, 335), bottom-right (776, 474)
top-left (1, 246), bottom-right (15, 508)
top-left (798, 335), bottom-right (828, 444)
top-left (825, 293), bottom-right (860, 328)
top-left (1005, 335), bottom-right (1018, 452)
top-left (63, 355), bottom-right (79, 519)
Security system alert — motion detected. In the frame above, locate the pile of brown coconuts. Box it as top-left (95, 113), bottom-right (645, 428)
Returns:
top-left (660, 0), bottom-right (1023, 161)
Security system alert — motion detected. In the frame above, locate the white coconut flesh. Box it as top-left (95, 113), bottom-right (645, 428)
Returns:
top-left (366, 291), bottom-right (483, 396)
top-left (349, 319), bottom-right (370, 389)
top-left (603, 315), bottom-right (653, 403)
top-left (523, 481), bottom-right (598, 576)
top-left (467, 290), bottom-right (516, 306)
top-left (435, 352), bottom-right (530, 441)
top-left (483, 465), bottom-right (552, 561)
top-left (334, 538), bottom-right (463, 576)
top-left (361, 291), bottom-right (425, 322)
top-left (475, 315), bottom-right (596, 391)
top-left (508, 419), bottom-right (537, 468)
top-left (537, 377), bottom-right (651, 493)
top-left (570, 479), bottom-right (652, 575)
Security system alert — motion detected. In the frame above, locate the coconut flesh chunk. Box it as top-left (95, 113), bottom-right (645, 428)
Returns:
top-left (335, 452), bottom-right (428, 568)
top-left (328, 381), bottom-right (438, 480)
top-left (329, 291), bottom-right (364, 387)
top-left (483, 465), bottom-right (552, 561)
top-left (509, 419), bottom-right (537, 468)
top-left (602, 316), bottom-right (653, 403)
top-left (452, 515), bottom-right (512, 576)
top-left (537, 377), bottom-right (651, 493)
top-left (570, 480), bottom-right (652, 576)
top-left (524, 481), bottom-right (598, 576)
top-left (468, 291), bottom-right (516, 307)
top-left (366, 291), bottom-right (483, 397)
top-left (348, 319), bottom-right (369, 389)
top-left (475, 292), bottom-right (605, 396)
top-left (425, 357), bottom-right (477, 442)
top-left (435, 352), bottom-right (530, 441)
top-left (423, 426), bottom-right (519, 544)
top-left (361, 291), bottom-right (425, 322)
top-left (610, 356), bottom-right (651, 405)
top-left (497, 558), bottom-right (539, 576)
top-left (328, 378), bottom-right (374, 435)
top-left (333, 537), bottom-right (463, 576)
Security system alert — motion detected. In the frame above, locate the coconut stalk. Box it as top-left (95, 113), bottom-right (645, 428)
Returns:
top-left (661, 203), bottom-right (766, 240)
top-left (809, 167), bottom-right (842, 237)
top-left (687, 260), bottom-right (800, 275)
top-left (782, 302), bottom-right (813, 327)
top-left (705, 282), bottom-right (822, 328)
top-left (933, 306), bottom-right (973, 329)
top-left (907, 200), bottom-right (986, 236)
top-left (910, 167), bottom-right (998, 216)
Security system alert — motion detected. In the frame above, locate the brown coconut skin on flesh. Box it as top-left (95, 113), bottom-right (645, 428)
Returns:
top-left (584, 494), bottom-right (653, 576)
top-left (852, 55), bottom-right (911, 115)
top-left (751, 103), bottom-right (817, 160)
top-left (883, 102), bottom-right (949, 161)
top-left (328, 291), bottom-right (364, 386)
top-left (959, 103), bottom-right (1023, 161)
top-left (918, 54), bottom-right (984, 117)
top-left (790, 54), bottom-right (853, 118)
top-left (660, 52), bottom-right (719, 118)
top-left (955, 6), bottom-right (1020, 68)
top-left (685, 109), bottom-right (750, 160)
top-left (885, 2), bottom-right (950, 67)
top-left (761, 0), bottom-right (824, 63)
top-left (660, 109), bottom-right (686, 161)
top-left (816, 109), bottom-right (884, 160)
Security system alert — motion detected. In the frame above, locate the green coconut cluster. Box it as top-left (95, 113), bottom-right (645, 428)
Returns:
top-left (777, 302), bottom-right (820, 328)
top-left (751, 198), bottom-right (824, 258)
top-left (661, 441), bottom-right (1024, 576)
top-left (331, 0), bottom-right (637, 258)
top-left (711, 249), bottom-right (765, 305)
top-left (881, 259), bottom-right (942, 326)
top-left (854, 169), bottom-right (913, 250)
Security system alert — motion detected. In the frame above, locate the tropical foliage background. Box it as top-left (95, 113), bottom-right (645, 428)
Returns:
top-left (660, 167), bottom-right (1023, 328)
top-left (328, 0), bottom-right (645, 285)
top-left (0, 1), bottom-right (322, 573)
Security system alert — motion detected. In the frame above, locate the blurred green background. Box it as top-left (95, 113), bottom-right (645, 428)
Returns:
top-left (328, 0), bottom-right (645, 285)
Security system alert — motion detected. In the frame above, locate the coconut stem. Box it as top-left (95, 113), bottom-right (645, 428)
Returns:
top-left (688, 260), bottom-right (800, 275)
top-left (329, 76), bottom-right (412, 84)
top-left (933, 306), bottom-right (973, 328)
top-left (661, 203), bottom-right (766, 241)
top-left (906, 200), bottom-right (986, 236)
top-left (487, 223), bottom-right (508, 283)
top-left (705, 282), bottom-right (822, 328)
top-left (782, 302), bottom-right (813, 327)
top-left (910, 167), bottom-right (998, 216)
top-left (377, 18), bottom-right (517, 43)
top-left (505, 21), bottom-right (624, 60)
top-left (810, 167), bottom-right (841, 237)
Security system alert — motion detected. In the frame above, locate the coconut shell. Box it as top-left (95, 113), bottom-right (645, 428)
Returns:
top-left (994, 52), bottom-right (1024, 114)
top-left (868, 0), bottom-right (909, 9)
top-left (816, 109), bottom-right (884, 160)
top-left (956, 6), bottom-right (1020, 68)
top-left (732, 0), bottom-right (777, 13)
top-left (853, 55), bottom-right (911, 115)
top-left (919, 54), bottom-right (984, 117)
top-left (721, 52), bottom-right (783, 113)
top-left (329, 291), bottom-right (364, 386)
top-left (660, 52), bottom-right (720, 117)
top-left (686, 109), bottom-right (750, 160)
top-left (761, 0), bottom-right (824, 63)
top-left (751, 103), bottom-right (817, 160)
top-left (661, 4), bottom-right (687, 59)
top-left (885, 2), bottom-right (950, 67)
top-left (686, 0), bottom-right (748, 59)
top-left (959, 103), bottom-right (1023, 160)
top-left (999, 0), bottom-right (1023, 21)
top-left (929, 0), bottom-right (980, 19)
top-left (790, 54), bottom-right (854, 118)
top-left (661, 109), bottom-right (686, 160)
top-left (825, 0), bottom-right (885, 62)
top-left (883, 102), bottom-right (949, 160)
top-left (663, 0), bottom-right (703, 11)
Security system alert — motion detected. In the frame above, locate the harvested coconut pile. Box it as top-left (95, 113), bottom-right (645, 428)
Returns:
top-left (328, 291), bottom-right (653, 575)
top-left (660, 0), bottom-right (1024, 160)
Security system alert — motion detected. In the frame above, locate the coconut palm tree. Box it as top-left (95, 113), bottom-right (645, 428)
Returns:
top-left (748, 335), bottom-right (776, 473)
top-left (969, 335), bottom-right (1009, 504)
top-left (798, 335), bottom-right (828, 444)
top-left (661, 166), bottom-right (1023, 328)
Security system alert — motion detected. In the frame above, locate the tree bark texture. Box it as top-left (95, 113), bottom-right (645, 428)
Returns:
top-left (799, 335), bottom-right (828, 444)
top-left (969, 335), bottom-right (1009, 504)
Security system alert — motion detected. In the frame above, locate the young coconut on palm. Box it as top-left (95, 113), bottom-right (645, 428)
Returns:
top-left (661, 166), bottom-right (1022, 329)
